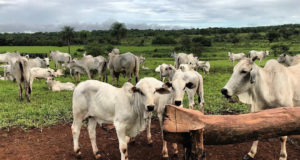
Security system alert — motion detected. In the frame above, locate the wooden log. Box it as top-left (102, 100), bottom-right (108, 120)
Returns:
top-left (163, 105), bottom-right (300, 145)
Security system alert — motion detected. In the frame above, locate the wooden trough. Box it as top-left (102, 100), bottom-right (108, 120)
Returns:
top-left (163, 105), bottom-right (300, 160)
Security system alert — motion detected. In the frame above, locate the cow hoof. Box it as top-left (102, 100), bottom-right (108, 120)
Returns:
top-left (95, 151), bottom-right (102, 160)
top-left (148, 142), bottom-right (153, 147)
top-left (75, 149), bottom-right (82, 159)
top-left (173, 153), bottom-right (179, 158)
top-left (243, 154), bottom-right (254, 160)
top-left (162, 157), bottom-right (169, 160)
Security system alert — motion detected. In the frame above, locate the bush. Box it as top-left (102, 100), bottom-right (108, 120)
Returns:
top-left (192, 36), bottom-right (211, 47)
top-left (84, 41), bottom-right (104, 56)
top-left (271, 44), bottom-right (289, 56)
top-left (152, 35), bottom-right (177, 45)
top-left (266, 30), bottom-right (280, 43)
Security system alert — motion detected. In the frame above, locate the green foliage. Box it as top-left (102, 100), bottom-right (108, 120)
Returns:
top-left (271, 44), bottom-right (289, 56)
top-left (110, 22), bottom-right (127, 44)
top-left (61, 26), bottom-right (75, 54)
top-left (266, 30), bottom-right (280, 43)
top-left (84, 41), bottom-right (103, 56)
top-left (152, 35), bottom-right (177, 45)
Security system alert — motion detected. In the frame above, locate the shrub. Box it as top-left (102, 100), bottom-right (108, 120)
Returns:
top-left (271, 44), bottom-right (289, 56)
top-left (152, 35), bottom-right (176, 45)
top-left (84, 41), bottom-right (104, 56)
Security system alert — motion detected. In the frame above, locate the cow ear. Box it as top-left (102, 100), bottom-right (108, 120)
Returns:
top-left (283, 53), bottom-right (286, 57)
top-left (155, 87), bottom-right (170, 94)
top-left (250, 69), bottom-right (256, 84)
top-left (163, 82), bottom-right (172, 88)
top-left (131, 87), bottom-right (144, 95)
top-left (185, 82), bottom-right (196, 89)
top-left (252, 56), bottom-right (258, 62)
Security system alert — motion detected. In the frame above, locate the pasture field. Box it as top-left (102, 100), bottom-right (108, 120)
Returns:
top-left (0, 50), bottom-right (274, 129)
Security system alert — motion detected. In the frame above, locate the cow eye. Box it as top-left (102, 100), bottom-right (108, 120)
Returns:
top-left (241, 70), bottom-right (247, 74)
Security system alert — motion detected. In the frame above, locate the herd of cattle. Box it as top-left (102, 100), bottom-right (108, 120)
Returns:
top-left (0, 49), bottom-right (300, 160)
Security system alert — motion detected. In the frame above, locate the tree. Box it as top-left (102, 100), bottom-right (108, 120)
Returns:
top-left (110, 22), bottom-right (127, 44)
top-left (180, 35), bottom-right (191, 51)
top-left (61, 26), bottom-right (75, 54)
top-left (78, 30), bottom-right (90, 45)
top-left (266, 30), bottom-right (280, 43)
top-left (271, 44), bottom-right (289, 56)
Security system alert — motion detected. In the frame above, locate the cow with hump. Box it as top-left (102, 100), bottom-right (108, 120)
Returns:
top-left (71, 80), bottom-right (170, 160)
top-left (221, 57), bottom-right (300, 160)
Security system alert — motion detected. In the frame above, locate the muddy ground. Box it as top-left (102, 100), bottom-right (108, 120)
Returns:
top-left (0, 120), bottom-right (299, 160)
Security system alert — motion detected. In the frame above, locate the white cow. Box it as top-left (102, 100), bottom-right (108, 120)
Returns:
top-left (228, 52), bottom-right (246, 65)
top-left (0, 65), bottom-right (14, 80)
top-left (71, 80), bottom-right (169, 160)
top-left (155, 63), bottom-right (176, 82)
top-left (9, 56), bottom-right (31, 102)
top-left (249, 50), bottom-right (269, 64)
top-left (139, 56), bottom-right (149, 70)
top-left (179, 64), bottom-right (194, 72)
top-left (136, 77), bottom-right (179, 159)
top-left (0, 51), bottom-right (20, 63)
top-left (30, 67), bottom-right (55, 90)
top-left (53, 69), bottom-right (64, 77)
top-left (221, 57), bottom-right (300, 160)
top-left (49, 51), bottom-right (72, 69)
top-left (196, 61), bottom-right (210, 74)
top-left (277, 54), bottom-right (300, 66)
top-left (167, 70), bottom-right (204, 111)
top-left (174, 53), bottom-right (197, 69)
top-left (28, 57), bottom-right (49, 68)
top-left (46, 77), bottom-right (75, 91)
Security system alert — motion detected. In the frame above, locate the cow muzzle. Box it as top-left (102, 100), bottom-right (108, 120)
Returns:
top-left (174, 100), bottom-right (182, 106)
top-left (221, 88), bottom-right (231, 98)
top-left (147, 105), bottom-right (154, 111)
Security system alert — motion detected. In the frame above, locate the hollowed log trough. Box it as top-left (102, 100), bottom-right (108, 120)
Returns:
top-left (163, 105), bottom-right (300, 160)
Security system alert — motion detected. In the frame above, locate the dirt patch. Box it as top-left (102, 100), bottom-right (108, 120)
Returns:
top-left (0, 120), bottom-right (299, 160)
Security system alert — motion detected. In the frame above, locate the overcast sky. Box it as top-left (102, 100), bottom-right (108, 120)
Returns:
top-left (0, 0), bottom-right (300, 32)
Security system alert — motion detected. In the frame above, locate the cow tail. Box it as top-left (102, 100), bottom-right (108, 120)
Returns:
top-left (18, 61), bottom-right (25, 82)
top-left (134, 56), bottom-right (140, 83)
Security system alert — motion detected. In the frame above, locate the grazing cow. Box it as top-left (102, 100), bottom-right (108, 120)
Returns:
top-left (179, 64), bottom-right (194, 72)
top-left (277, 53), bottom-right (300, 66)
top-left (137, 77), bottom-right (179, 159)
top-left (196, 61), bottom-right (210, 74)
top-left (249, 50), bottom-right (269, 64)
top-left (108, 52), bottom-right (139, 86)
top-left (28, 57), bottom-right (49, 68)
top-left (0, 51), bottom-right (20, 63)
top-left (167, 70), bottom-right (204, 110)
top-left (174, 53), bottom-right (197, 69)
top-left (68, 55), bottom-right (107, 81)
top-left (30, 67), bottom-right (55, 90)
top-left (228, 52), bottom-right (246, 65)
top-left (71, 80), bottom-right (169, 160)
top-left (221, 57), bottom-right (300, 160)
top-left (46, 77), bottom-right (75, 91)
top-left (49, 51), bottom-right (72, 69)
top-left (9, 56), bottom-right (31, 102)
top-left (139, 56), bottom-right (149, 70)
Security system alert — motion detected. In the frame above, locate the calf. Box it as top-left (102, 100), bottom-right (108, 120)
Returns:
top-left (277, 53), bottom-right (300, 66)
top-left (167, 70), bottom-right (204, 111)
top-left (228, 52), bottom-right (246, 65)
top-left (71, 80), bottom-right (169, 160)
top-left (196, 61), bottom-right (210, 74)
top-left (179, 64), bottom-right (194, 72)
top-left (46, 77), bottom-right (75, 91)
top-left (155, 63), bottom-right (176, 81)
top-left (30, 67), bottom-right (55, 90)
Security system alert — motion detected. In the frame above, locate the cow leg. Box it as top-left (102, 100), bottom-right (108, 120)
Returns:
top-left (126, 71), bottom-right (132, 83)
top-left (88, 118), bottom-right (102, 160)
top-left (244, 140), bottom-right (259, 160)
top-left (172, 143), bottom-right (179, 158)
top-left (187, 90), bottom-right (195, 109)
top-left (71, 115), bottom-right (84, 158)
top-left (18, 84), bottom-right (23, 101)
top-left (110, 71), bottom-right (115, 85)
top-left (85, 68), bottom-right (91, 79)
top-left (25, 82), bottom-right (31, 102)
top-left (146, 116), bottom-right (153, 145)
top-left (158, 114), bottom-right (169, 159)
top-left (116, 74), bottom-right (120, 87)
top-left (115, 124), bottom-right (129, 160)
top-left (279, 136), bottom-right (287, 160)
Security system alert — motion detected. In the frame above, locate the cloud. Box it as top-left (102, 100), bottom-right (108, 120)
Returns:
top-left (0, 0), bottom-right (299, 32)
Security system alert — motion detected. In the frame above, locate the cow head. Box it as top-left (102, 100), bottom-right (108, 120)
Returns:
top-left (265, 50), bottom-right (270, 56)
top-left (164, 75), bottom-right (196, 107)
top-left (277, 53), bottom-right (287, 64)
top-left (221, 57), bottom-right (258, 99)
top-left (132, 79), bottom-right (170, 112)
top-left (161, 64), bottom-right (175, 77)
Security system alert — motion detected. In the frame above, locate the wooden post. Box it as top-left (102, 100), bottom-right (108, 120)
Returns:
top-left (163, 105), bottom-right (300, 158)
